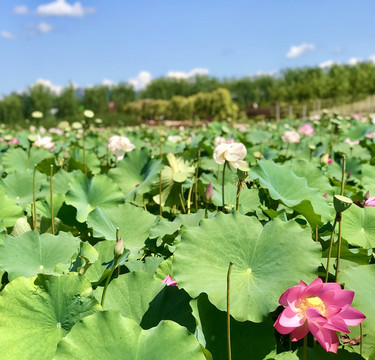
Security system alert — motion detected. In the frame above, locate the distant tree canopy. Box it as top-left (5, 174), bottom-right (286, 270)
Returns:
top-left (1, 61), bottom-right (375, 124)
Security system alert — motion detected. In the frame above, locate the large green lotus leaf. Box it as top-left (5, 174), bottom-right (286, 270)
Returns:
top-left (69, 147), bottom-right (101, 174)
top-left (0, 273), bottom-right (101, 360)
top-left (83, 241), bottom-right (130, 284)
top-left (190, 293), bottom-right (275, 360)
top-left (264, 350), bottom-right (299, 359)
top-left (36, 193), bottom-right (66, 219)
top-left (250, 159), bottom-right (333, 226)
top-left (341, 205), bottom-right (375, 248)
top-left (298, 346), bottom-right (363, 360)
top-left (0, 187), bottom-right (24, 227)
top-left (40, 169), bottom-right (81, 195)
top-left (0, 231), bottom-right (81, 281)
top-left (286, 159), bottom-right (333, 196)
top-left (173, 213), bottom-right (321, 322)
top-left (53, 311), bottom-right (207, 360)
top-left (108, 148), bottom-right (162, 204)
top-left (361, 164), bottom-right (375, 195)
top-left (86, 203), bottom-right (157, 253)
top-left (96, 271), bottom-right (164, 323)
top-left (0, 169), bottom-right (48, 209)
top-left (1, 147), bottom-right (52, 173)
top-left (65, 173), bottom-right (124, 222)
top-left (340, 265), bottom-right (375, 358)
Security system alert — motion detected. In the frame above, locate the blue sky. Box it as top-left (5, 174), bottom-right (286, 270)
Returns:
top-left (1, 0), bottom-right (375, 95)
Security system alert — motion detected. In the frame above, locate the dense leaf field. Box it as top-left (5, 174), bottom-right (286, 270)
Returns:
top-left (0, 113), bottom-right (374, 359)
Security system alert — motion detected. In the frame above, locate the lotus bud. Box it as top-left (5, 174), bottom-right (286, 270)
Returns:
top-left (333, 195), bottom-right (353, 213)
top-left (204, 182), bottom-right (214, 203)
top-left (364, 191), bottom-right (370, 200)
top-left (237, 166), bottom-right (250, 182)
top-left (114, 237), bottom-right (124, 259)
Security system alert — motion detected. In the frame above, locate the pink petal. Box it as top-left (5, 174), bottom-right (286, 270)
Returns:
top-left (161, 275), bottom-right (177, 287)
top-left (290, 321), bottom-right (309, 341)
top-left (338, 305), bottom-right (366, 326)
top-left (278, 306), bottom-right (305, 328)
top-left (274, 315), bottom-right (294, 335)
top-left (305, 308), bottom-right (326, 326)
top-left (320, 289), bottom-right (354, 307)
top-left (324, 315), bottom-right (349, 333)
top-left (309, 322), bottom-right (339, 353)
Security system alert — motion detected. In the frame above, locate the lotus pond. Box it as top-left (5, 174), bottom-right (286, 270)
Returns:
top-left (0, 113), bottom-right (374, 360)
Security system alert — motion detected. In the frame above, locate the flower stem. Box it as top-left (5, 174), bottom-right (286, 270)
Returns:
top-left (303, 336), bottom-right (308, 360)
top-left (315, 225), bottom-right (319, 242)
top-left (194, 148), bottom-right (201, 211)
top-left (179, 191), bottom-right (186, 214)
top-left (33, 165), bottom-right (37, 231)
top-left (334, 215), bottom-right (343, 282)
top-left (50, 165), bottom-right (54, 235)
top-left (340, 154), bottom-right (346, 196)
top-left (159, 171), bottom-right (162, 217)
top-left (325, 216), bottom-right (338, 282)
top-left (100, 257), bottom-right (118, 308)
top-left (227, 261), bottom-right (234, 360)
top-left (187, 185), bottom-right (193, 214)
top-left (236, 181), bottom-right (243, 211)
top-left (222, 161), bottom-right (227, 209)
top-left (360, 322), bottom-right (363, 357)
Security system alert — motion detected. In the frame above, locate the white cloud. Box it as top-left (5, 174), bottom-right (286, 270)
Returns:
top-left (286, 43), bottom-right (316, 58)
top-left (1, 31), bottom-right (17, 39)
top-left (128, 71), bottom-right (152, 91)
top-left (319, 60), bottom-right (336, 69)
top-left (37, 22), bottom-right (54, 33)
top-left (13, 5), bottom-right (29, 14)
top-left (254, 69), bottom-right (277, 77)
top-left (32, 79), bottom-right (63, 95)
top-left (167, 68), bottom-right (209, 79)
top-left (36, 0), bottom-right (95, 17)
top-left (102, 79), bottom-right (117, 88)
top-left (369, 55), bottom-right (375, 64)
top-left (348, 57), bottom-right (362, 66)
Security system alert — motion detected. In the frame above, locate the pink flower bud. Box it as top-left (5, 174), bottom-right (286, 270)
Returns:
top-left (204, 183), bottom-right (214, 203)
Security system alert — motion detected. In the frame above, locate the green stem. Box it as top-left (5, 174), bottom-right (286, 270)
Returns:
top-left (33, 165), bottom-right (37, 231)
top-left (334, 216), bottom-right (343, 282)
top-left (159, 171), bottom-right (162, 217)
top-left (325, 217), bottom-right (338, 282)
top-left (187, 185), bottom-right (193, 214)
top-left (303, 336), bottom-right (308, 360)
top-left (360, 322), bottom-right (363, 357)
top-left (205, 204), bottom-right (208, 219)
top-left (236, 181), bottom-right (243, 211)
top-left (340, 154), bottom-right (346, 196)
top-left (194, 148), bottom-right (201, 211)
top-left (82, 129), bottom-right (87, 175)
top-left (101, 257), bottom-right (119, 307)
top-left (227, 262), bottom-right (234, 360)
top-left (50, 165), bottom-right (54, 235)
top-left (222, 161), bottom-right (227, 209)
top-left (315, 225), bottom-right (319, 242)
top-left (179, 192), bottom-right (186, 214)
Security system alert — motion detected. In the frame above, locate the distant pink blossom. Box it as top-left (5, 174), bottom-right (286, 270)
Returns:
top-left (365, 196), bottom-right (375, 207)
top-left (162, 275), bottom-right (177, 287)
top-left (327, 158), bottom-right (333, 164)
top-left (366, 132), bottom-right (375, 139)
top-left (281, 130), bottom-right (300, 143)
top-left (9, 138), bottom-right (19, 145)
top-left (108, 102), bottom-right (115, 109)
top-left (323, 193), bottom-right (328, 199)
top-left (345, 138), bottom-right (359, 146)
top-left (274, 278), bottom-right (365, 353)
top-left (352, 114), bottom-right (361, 120)
top-left (298, 123), bottom-right (314, 137)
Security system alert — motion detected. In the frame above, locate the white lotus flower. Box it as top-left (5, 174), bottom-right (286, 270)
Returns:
top-left (213, 142), bottom-right (247, 168)
top-left (33, 135), bottom-right (55, 151)
top-left (167, 135), bottom-right (183, 143)
top-left (281, 130), bottom-right (300, 143)
top-left (108, 135), bottom-right (135, 160)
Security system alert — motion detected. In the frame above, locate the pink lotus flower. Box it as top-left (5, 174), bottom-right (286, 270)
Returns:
top-left (345, 138), bottom-right (359, 146)
top-left (366, 131), bottom-right (375, 139)
top-left (365, 196), bottom-right (375, 207)
top-left (298, 123), bottom-right (314, 137)
top-left (274, 278), bottom-right (365, 353)
top-left (281, 130), bottom-right (300, 143)
top-left (9, 138), bottom-right (19, 145)
top-left (161, 275), bottom-right (177, 287)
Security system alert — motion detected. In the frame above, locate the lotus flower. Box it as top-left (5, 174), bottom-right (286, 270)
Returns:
top-left (345, 138), bottom-right (359, 146)
top-left (321, 153), bottom-right (333, 165)
top-left (365, 196), bottom-right (375, 207)
top-left (108, 135), bottom-right (135, 160)
top-left (298, 123), bottom-right (314, 137)
top-left (167, 135), bottom-right (183, 143)
top-left (366, 131), bottom-right (375, 139)
top-left (213, 142), bottom-right (247, 168)
top-left (281, 130), bottom-right (300, 143)
top-left (214, 136), bottom-right (235, 147)
top-left (274, 278), bottom-right (365, 353)
top-left (33, 135), bottom-right (55, 151)
top-left (161, 275), bottom-right (177, 287)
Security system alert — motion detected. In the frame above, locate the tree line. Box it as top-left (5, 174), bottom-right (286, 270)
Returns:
top-left (1, 61), bottom-right (375, 125)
